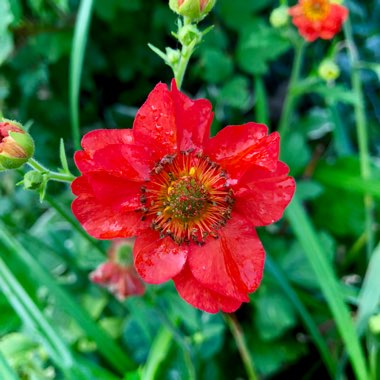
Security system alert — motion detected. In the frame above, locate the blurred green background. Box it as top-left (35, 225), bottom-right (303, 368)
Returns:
top-left (0, 0), bottom-right (380, 379)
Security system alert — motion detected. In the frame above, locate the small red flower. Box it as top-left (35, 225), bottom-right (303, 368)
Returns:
top-left (289, 0), bottom-right (348, 42)
top-left (90, 239), bottom-right (144, 300)
top-left (72, 80), bottom-right (295, 313)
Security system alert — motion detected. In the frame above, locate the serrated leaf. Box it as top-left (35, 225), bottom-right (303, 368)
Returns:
top-left (219, 76), bottom-right (250, 109)
top-left (237, 22), bottom-right (291, 75)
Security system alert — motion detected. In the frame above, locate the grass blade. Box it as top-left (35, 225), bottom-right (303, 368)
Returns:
top-left (265, 255), bottom-right (336, 377)
top-left (0, 255), bottom-right (75, 376)
top-left (69, 0), bottom-right (94, 150)
top-left (0, 223), bottom-right (135, 374)
top-left (286, 196), bottom-right (369, 380)
top-left (0, 350), bottom-right (20, 380)
top-left (141, 327), bottom-right (173, 380)
top-left (356, 241), bottom-right (380, 334)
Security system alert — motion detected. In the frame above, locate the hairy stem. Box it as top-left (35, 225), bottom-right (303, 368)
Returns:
top-left (343, 19), bottom-right (374, 258)
top-left (278, 42), bottom-right (305, 140)
top-left (27, 158), bottom-right (75, 183)
top-left (224, 314), bottom-right (259, 380)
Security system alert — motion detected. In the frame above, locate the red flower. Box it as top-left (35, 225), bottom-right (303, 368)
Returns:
top-left (90, 239), bottom-right (144, 300)
top-left (72, 80), bottom-right (295, 313)
top-left (289, 0), bottom-right (348, 42)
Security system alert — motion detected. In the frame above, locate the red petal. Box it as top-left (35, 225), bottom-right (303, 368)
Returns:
top-left (133, 229), bottom-right (188, 284)
top-left (81, 129), bottom-right (133, 153)
top-left (133, 83), bottom-right (177, 159)
top-left (91, 144), bottom-right (153, 181)
top-left (174, 264), bottom-right (243, 313)
top-left (204, 123), bottom-right (279, 179)
top-left (84, 172), bottom-right (142, 211)
top-left (171, 80), bottom-right (213, 152)
top-left (188, 215), bottom-right (265, 300)
top-left (71, 176), bottom-right (147, 239)
top-left (234, 162), bottom-right (295, 226)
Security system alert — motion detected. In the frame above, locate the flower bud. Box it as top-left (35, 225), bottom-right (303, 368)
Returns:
top-left (0, 119), bottom-right (34, 171)
top-left (318, 60), bottom-right (340, 82)
top-left (23, 171), bottom-right (44, 190)
top-left (169, 0), bottom-right (216, 21)
top-left (270, 6), bottom-right (289, 28)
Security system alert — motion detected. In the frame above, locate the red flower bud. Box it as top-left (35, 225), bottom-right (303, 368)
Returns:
top-left (0, 119), bottom-right (34, 171)
top-left (169, 0), bottom-right (216, 21)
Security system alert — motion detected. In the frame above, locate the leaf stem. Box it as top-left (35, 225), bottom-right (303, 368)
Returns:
top-left (27, 158), bottom-right (75, 183)
top-left (224, 313), bottom-right (258, 380)
top-left (343, 18), bottom-right (374, 258)
top-left (278, 42), bottom-right (305, 140)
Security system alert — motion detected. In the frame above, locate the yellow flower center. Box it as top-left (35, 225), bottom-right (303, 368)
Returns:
top-left (139, 151), bottom-right (234, 245)
top-left (302, 0), bottom-right (331, 21)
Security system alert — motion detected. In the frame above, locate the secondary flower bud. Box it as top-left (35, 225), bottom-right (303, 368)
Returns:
top-left (0, 119), bottom-right (34, 171)
top-left (318, 59), bottom-right (340, 81)
top-left (23, 171), bottom-right (44, 190)
top-left (169, 0), bottom-right (216, 21)
top-left (270, 6), bottom-right (289, 28)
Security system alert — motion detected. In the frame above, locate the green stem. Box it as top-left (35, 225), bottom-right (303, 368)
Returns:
top-left (254, 75), bottom-right (269, 126)
top-left (343, 19), bottom-right (374, 258)
top-left (224, 314), bottom-right (258, 380)
top-left (174, 18), bottom-right (197, 90)
top-left (278, 42), bottom-right (305, 140)
top-left (27, 158), bottom-right (75, 183)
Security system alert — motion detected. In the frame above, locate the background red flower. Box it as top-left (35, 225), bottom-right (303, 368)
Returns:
top-left (289, 0), bottom-right (348, 42)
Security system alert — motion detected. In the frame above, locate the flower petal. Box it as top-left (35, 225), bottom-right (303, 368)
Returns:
top-left (133, 82), bottom-right (177, 159)
top-left (188, 215), bottom-right (265, 300)
top-left (170, 80), bottom-right (213, 152)
top-left (133, 229), bottom-right (188, 284)
top-left (204, 123), bottom-right (279, 179)
top-left (71, 176), bottom-right (147, 239)
top-left (173, 264), bottom-right (243, 313)
top-left (234, 162), bottom-right (295, 226)
top-left (81, 129), bottom-right (133, 153)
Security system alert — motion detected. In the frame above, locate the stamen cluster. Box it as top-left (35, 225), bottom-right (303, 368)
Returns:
top-left (138, 150), bottom-right (234, 245)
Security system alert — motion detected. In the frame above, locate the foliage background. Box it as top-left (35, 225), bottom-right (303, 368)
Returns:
top-left (0, 0), bottom-right (379, 379)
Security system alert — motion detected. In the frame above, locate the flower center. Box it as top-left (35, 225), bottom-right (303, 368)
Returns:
top-left (138, 151), bottom-right (234, 245)
top-left (302, 0), bottom-right (330, 21)
top-left (166, 174), bottom-right (209, 222)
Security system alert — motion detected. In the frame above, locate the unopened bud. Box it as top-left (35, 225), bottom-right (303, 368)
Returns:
top-left (166, 48), bottom-right (181, 66)
top-left (169, 0), bottom-right (216, 21)
top-left (270, 6), bottom-right (289, 28)
top-left (0, 119), bottom-right (34, 171)
top-left (23, 171), bottom-right (44, 190)
top-left (178, 24), bottom-right (202, 46)
top-left (318, 60), bottom-right (340, 82)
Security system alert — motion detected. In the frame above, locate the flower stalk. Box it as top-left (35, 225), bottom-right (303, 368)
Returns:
top-left (343, 18), bottom-right (374, 257)
top-left (277, 41), bottom-right (305, 141)
top-left (224, 314), bottom-right (259, 380)
top-left (27, 158), bottom-right (75, 183)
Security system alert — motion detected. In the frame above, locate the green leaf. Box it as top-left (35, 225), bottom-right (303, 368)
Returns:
top-left (199, 48), bottom-right (233, 84)
top-left (253, 283), bottom-right (297, 341)
top-left (219, 75), bottom-right (250, 109)
top-left (237, 21), bottom-right (291, 75)
top-left (59, 139), bottom-right (70, 174)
